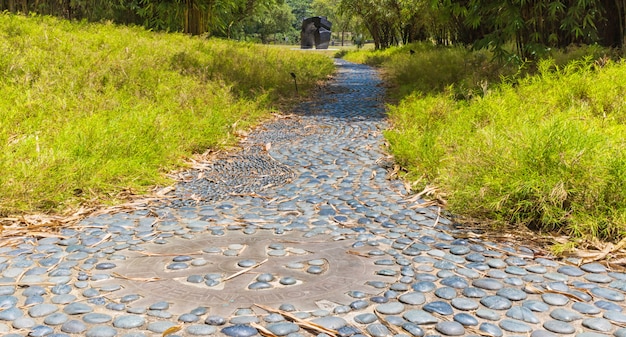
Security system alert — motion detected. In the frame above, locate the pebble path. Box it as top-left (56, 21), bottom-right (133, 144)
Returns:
top-left (2, 60), bottom-right (626, 337)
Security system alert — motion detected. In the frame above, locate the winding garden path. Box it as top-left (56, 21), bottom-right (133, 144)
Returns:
top-left (2, 60), bottom-right (626, 337)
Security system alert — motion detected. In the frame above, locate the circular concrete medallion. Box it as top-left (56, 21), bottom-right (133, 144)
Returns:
top-left (104, 232), bottom-right (388, 316)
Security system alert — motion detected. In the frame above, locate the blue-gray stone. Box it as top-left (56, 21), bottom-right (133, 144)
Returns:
top-left (63, 302), bottom-right (92, 315)
top-left (178, 313), bottom-right (199, 323)
top-left (522, 300), bottom-right (550, 312)
top-left (85, 326), bottom-right (117, 337)
top-left (463, 287), bottom-right (487, 298)
top-left (451, 298), bottom-right (478, 311)
top-left (531, 330), bottom-right (558, 337)
top-left (496, 288), bottom-right (527, 301)
top-left (23, 286), bottom-right (46, 297)
top-left (12, 316), bottom-right (35, 329)
top-left (28, 304), bottom-right (58, 317)
top-left (113, 315), bottom-right (145, 329)
top-left (506, 306), bottom-right (540, 323)
top-left (376, 302), bottom-right (405, 315)
top-left (581, 263), bottom-right (607, 273)
top-left (476, 309), bottom-right (501, 321)
top-left (453, 313), bottom-right (478, 326)
top-left (403, 310), bottom-right (438, 325)
top-left (166, 262), bottom-right (188, 270)
top-left (205, 315), bottom-right (227, 325)
top-left (312, 317), bottom-right (347, 330)
top-left (25, 295), bottom-right (44, 306)
top-left (479, 322), bottom-right (503, 337)
top-left (541, 293), bottom-right (569, 306)
top-left (543, 320), bottom-right (576, 334)
top-left (440, 277), bottom-right (468, 289)
top-left (0, 295), bottom-right (18, 308)
top-left (398, 292), bottom-right (425, 305)
top-left (505, 266), bottom-right (528, 276)
top-left (355, 313), bottom-right (377, 324)
top-left (82, 313), bottom-right (112, 324)
top-left (350, 300), bottom-right (369, 310)
top-left (221, 325), bottom-right (258, 337)
top-left (472, 279), bottom-right (503, 291)
top-left (29, 324), bottom-right (55, 337)
top-left (499, 319), bottom-right (532, 333)
top-left (149, 301), bottom-right (169, 310)
top-left (573, 302), bottom-right (602, 314)
top-left (0, 307), bottom-right (23, 321)
top-left (44, 312), bottom-right (68, 325)
top-left (596, 300), bottom-right (623, 311)
top-left (557, 266), bottom-right (584, 277)
top-left (365, 324), bottom-right (389, 337)
top-left (480, 296), bottom-right (512, 310)
top-left (605, 310), bottom-right (626, 323)
top-left (550, 308), bottom-right (582, 322)
top-left (435, 321), bottom-right (465, 336)
top-left (279, 277), bottom-right (297, 285)
top-left (402, 322), bottom-right (425, 337)
top-left (591, 287), bottom-right (625, 301)
top-left (423, 301), bottom-right (453, 315)
top-left (61, 320), bottom-right (87, 333)
top-left (434, 287), bottom-right (456, 300)
top-left (95, 263), bottom-right (116, 270)
top-left (186, 324), bottom-right (217, 335)
top-left (582, 318), bottom-right (613, 332)
top-left (412, 281), bottom-right (436, 293)
top-left (615, 328), bottom-right (626, 337)
top-left (248, 282), bottom-right (272, 290)
top-left (526, 265), bottom-right (547, 274)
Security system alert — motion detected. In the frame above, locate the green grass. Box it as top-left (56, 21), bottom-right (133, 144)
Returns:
top-left (344, 44), bottom-right (626, 244)
top-left (0, 14), bottom-right (334, 214)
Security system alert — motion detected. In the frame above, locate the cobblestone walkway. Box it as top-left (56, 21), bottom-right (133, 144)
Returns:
top-left (2, 60), bottom-right (626, 337)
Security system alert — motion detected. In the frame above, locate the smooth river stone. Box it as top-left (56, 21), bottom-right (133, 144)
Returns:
top-left (85, 326), bottom-right (118, 337)
top-left (497, 288), bottom-right (527, 301)
top-left (542, 293), bottom-right (569, 306)
top-left (411, 281), bottom-right (436, 293)
top-left (423, 301), bottom-right (453, 315)
top-left (28, 304), bottom-right (58, 317)
top-left (403, 310), bottom-right (438, 325)
top-left (376, 302), bottom-right (405, 315)
top-left (221, 325), bottom-right (258, 337)
top-left (591, 287), bottom-right (625, 301)
top-left (543, 320), bottom-right (576, 334)
top-left (451, 298), bottom-right (479, 311)
top-left (355, 313), bottom-right (377, 324)
top-left (61, 320), bottom-right (87, 333)
top-left (481, 296), bottom-right (512, 310)
top-left (557, 265), bottom-right (585, 277)
top-left (473, 279), bottom-right (503, 290)
top-left (499, 319), bottom-right (532, 333)
top-left (479, 322), bottom-right (503, 337)
top-left (435, 287), bottom-right (457, 300)
top-left (440, 276), bottom-right (469, 289)
top-left (366, 323), bottom-right (390, 337)
top-left (580, 262), bottom-right (607, 273)
top-left (113, 315), bottom-right (145, 329)
top-left (604, 310), bottom-right (626, 323)
top-left (311, 316), bottom-right (347, 330)
top-left (523, 300), bottom-right (550, 312)
top-left (506, 306), bottom-right (540, 323)
top-left (399, 292), bottom-right (426, 305)
top-left (572, 302), bottom-right (602, 315)
top-left (453, 313), bottom-right (478, 326)
top-left (186, 324), bottom-right (217, 335)
top-left (582, 317), bottom-right (613, 332)
top-left (435, 321), bottom-right (465, 336)
top-left (266, 322), bottom-right (299, 336)
top-left (550, 308), bottom-right (582, 322)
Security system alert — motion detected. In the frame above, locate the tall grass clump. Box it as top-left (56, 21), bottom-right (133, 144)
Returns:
top-left (0, 14), bottom-right (334, 214)
top-left (344, 42), bottom-right (521, 100)
top-left (385, 58), bottom-right (626, 242)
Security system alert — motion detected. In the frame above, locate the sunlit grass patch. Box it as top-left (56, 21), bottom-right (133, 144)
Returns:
top-left (0, 14), bottom-right (334, 214)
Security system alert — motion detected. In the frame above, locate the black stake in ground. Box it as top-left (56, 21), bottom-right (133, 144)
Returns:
top-left (290, 72), bottom-right (298, 95)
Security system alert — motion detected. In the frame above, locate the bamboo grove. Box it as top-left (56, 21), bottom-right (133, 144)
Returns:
top-left (1, 0), bottom-right (626, 57)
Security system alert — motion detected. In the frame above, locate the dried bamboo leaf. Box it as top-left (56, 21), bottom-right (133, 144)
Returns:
top-left (112, 272), bottom-right (160, 282)
top-left (251, 322), bottom-right (280, 337)
top-left (224, 259), bottom-right (268, 281)
top-left (161, 325), bottom-right (182, 337)
top-left (254, 303), bottom-right (338, 336)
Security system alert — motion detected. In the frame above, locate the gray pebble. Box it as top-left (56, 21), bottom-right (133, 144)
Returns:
top-left (61, 320), bottom-right (87, 333)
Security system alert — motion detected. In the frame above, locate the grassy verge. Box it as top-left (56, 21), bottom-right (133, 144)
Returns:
top-left (344, 43), bottom-right (626, 244)
top-left (0, 14), bottom-right (334, 214)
